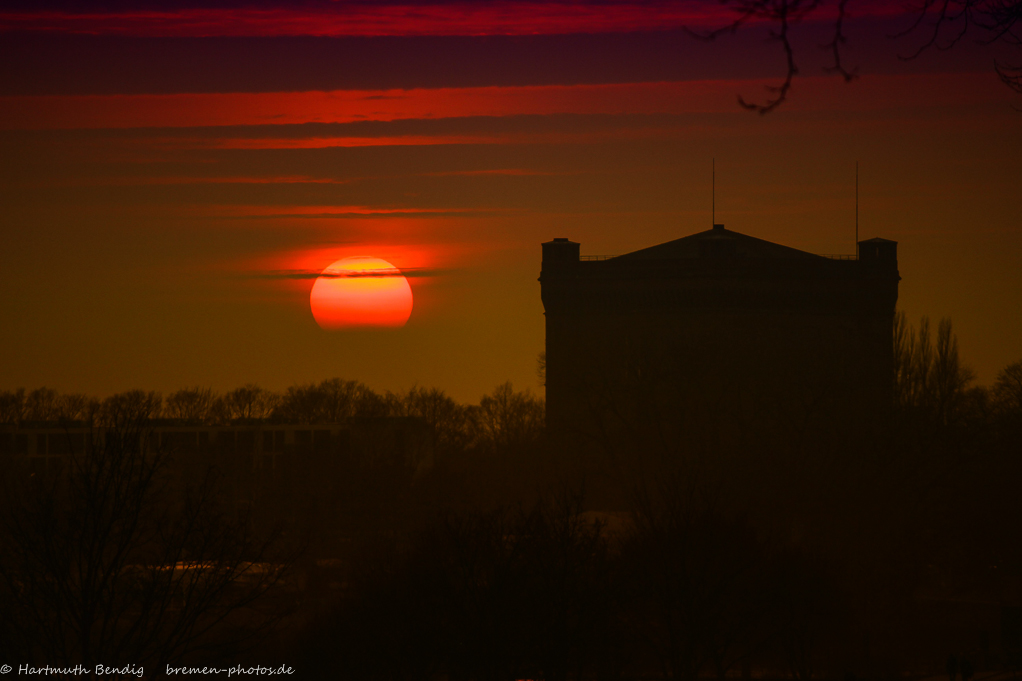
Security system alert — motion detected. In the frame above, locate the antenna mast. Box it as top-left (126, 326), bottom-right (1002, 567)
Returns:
top-left (712, 158), bottom-right (715, 225)
top-left (855, 161), bottom-right (859, 257)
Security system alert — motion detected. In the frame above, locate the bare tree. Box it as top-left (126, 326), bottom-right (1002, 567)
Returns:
top-left (165, 387), bottom-right (219, 423)
top-left (97, 390), bottom-right (163, 428)
top-left (23, 387), bottom-right (60, 422)
top-left (393, 386), bottom-right (472, 459)
top-left (893, 312), bottom-right (975, 427)
top-left (0, 389), bottom-right (97, 425)
top-left (471, 381), bottom-right (545, 453)
top-left (696, 0), bottom-right (855, 113)
top-left (218, 385), bottom-right (279, 422)
top-left (0, 415), bottom-right (295, 674)
top-left (992, 359), bottom-right (1022, 415)
top-left (55, 393), bottom-right (100, 423)
top-left (273, 378), bottom-right (389, 423)
top-left (0, 388), bottom-right (26, 424)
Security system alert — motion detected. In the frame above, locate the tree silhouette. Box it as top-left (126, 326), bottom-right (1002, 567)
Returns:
top-left (218, 385), bottom-right (280, 422)
top-left (0, 415), bottom-right (295, 673)
top-left (893, 313), bottom-right (976, 427)
top-left (392, 386), bottom-right (471, 460)
top-left (165, 387), bottom-right (219, 423)
top-left (706, 0), bottom-right (1022, 111)
top-left (97, 390), bottom-right (163, 428)
top-left (272, 378), bottom-right (388, 423)
top-left (992, 360), bottom-right (1022, 415)
top-left (471, 381), bottom-right (545, 454)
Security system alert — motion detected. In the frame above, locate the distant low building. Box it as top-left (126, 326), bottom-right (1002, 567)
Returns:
top-left (540, 225), bottom-right (900, 452)
top-left (0, 418), bottom-right (433, 511)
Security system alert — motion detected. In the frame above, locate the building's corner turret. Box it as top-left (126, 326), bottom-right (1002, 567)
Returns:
top-left (858, 237), bottom-right (899, 275)
top-left (541, 238), bottom-right (580, 275)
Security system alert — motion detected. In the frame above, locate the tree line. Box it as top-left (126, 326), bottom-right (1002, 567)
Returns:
top-left (1, 313), bottom-right (1021, 678)
top-left (2, 312), bottom-right (1018, 458)
top-left (287, 314), bottom-right (1022, 679)
top-left (0, 407), bottom-right (297, 675)
top-left (0, 380), bottom-right (545, 460)
top-left (295, 484), bottom-right (889, 681)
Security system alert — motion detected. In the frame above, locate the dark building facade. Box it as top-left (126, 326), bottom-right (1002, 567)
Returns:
top-left (540, 225), bottom-right (900, 452)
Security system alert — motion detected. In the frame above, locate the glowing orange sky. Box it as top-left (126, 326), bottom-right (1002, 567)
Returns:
top-left (1, 1), bottom-right (1020, 400)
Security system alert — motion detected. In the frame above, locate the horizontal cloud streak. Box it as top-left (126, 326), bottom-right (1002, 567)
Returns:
top-left (0, 81), bottom-right (746, 130)
top-left (4, 13), bottom-right (986, 97)
top-left (1, 3), bottom-right (736, 37)
top-left (2, 74), bottom-right (1007, 132)
top-left (209, 207), bottom-right (514, 219)
top-left (258, 266), bottom-right (450, 279)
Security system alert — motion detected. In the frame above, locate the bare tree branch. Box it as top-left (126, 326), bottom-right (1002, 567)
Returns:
top-left (738, 1), bottom-right (805, 114)
top-left (700, 0), bottom-right (1022, 112)
top-left (823, 0), bottom-right (859, 81)
top-left (997, 60), bottom-right (1022, 90)
top-left (694, 0), bottom-right (825, 114)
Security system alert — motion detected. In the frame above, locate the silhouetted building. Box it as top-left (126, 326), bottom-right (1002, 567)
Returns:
top-left (540, 225), bottom-right (899, 450)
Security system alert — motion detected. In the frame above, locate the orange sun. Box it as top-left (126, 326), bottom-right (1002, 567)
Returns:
top-left (309, 256), bottom-right (413, 330)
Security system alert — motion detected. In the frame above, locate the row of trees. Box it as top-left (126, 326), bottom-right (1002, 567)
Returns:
top-left (3, 314), bottom-right (1018, 455)
top-left (287, 312), bottom-right (1022, 678)
top-left (0, 377), bottom-right (552, 674)
top-left (892, 312), bottom-right (1022, 428)
top-left (0, 380), bottom-right (546, 459)
top-left (2, 314), bottom-right (1020, 677)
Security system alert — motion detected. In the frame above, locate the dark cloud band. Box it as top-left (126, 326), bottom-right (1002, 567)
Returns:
top-left (258, 267), bottom-right (449, 279)
top-left (0, 30), bottom-right (782, 96)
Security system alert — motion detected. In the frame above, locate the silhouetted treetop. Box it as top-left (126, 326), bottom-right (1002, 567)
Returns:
top-left (165, 386), bottom-right (218, 423)
top-left (471, 381), bottom-right (545, 454)
top-left (992, 359), bottom-right (1022, 421)
top-left (272, 378), bottom-right (389, 424)
top-left (221, 384), bottom-right (279, 421)
top-left (893, 312), bottom-right (976, 427)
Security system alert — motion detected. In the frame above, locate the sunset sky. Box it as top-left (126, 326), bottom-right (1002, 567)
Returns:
top-left (2, 0), bottom-right (1020, 402)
